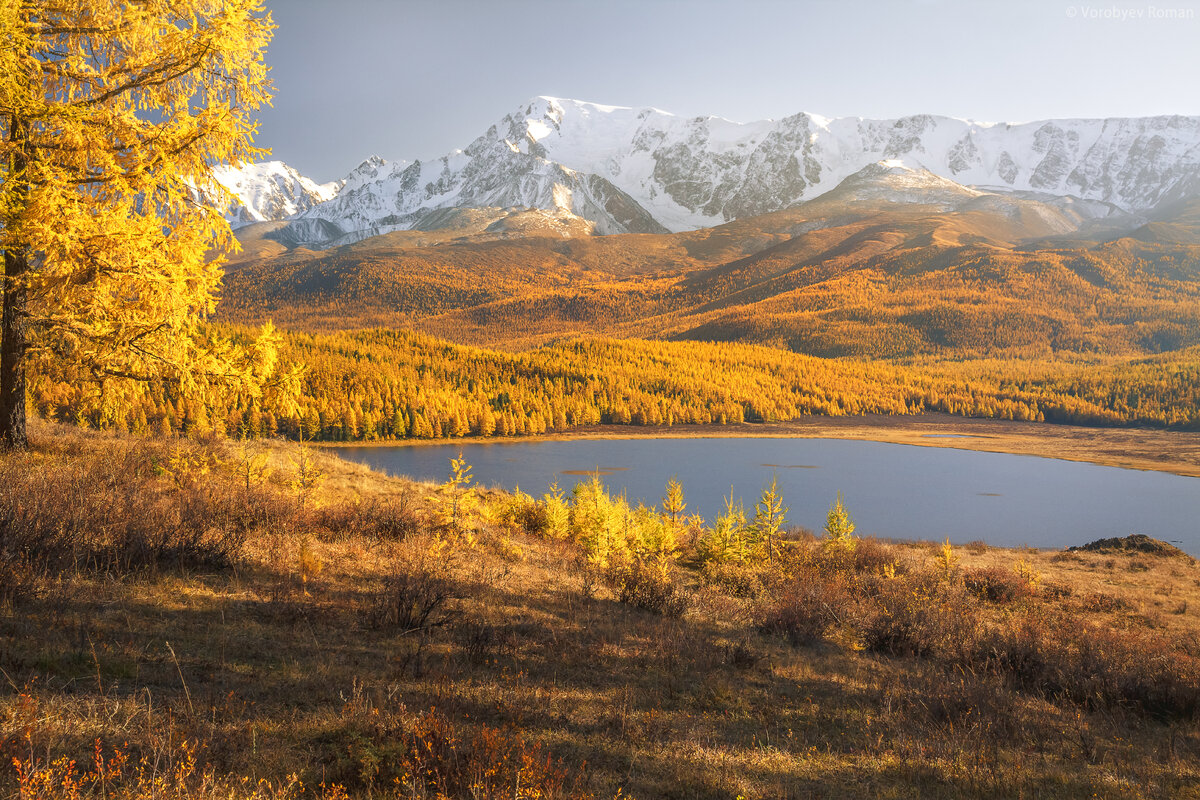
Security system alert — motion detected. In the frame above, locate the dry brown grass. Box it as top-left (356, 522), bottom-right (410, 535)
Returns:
top-left (2, 421), bottom-right (1199, 799)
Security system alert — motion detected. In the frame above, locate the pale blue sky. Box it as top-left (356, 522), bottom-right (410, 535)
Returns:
top-left (259, 0), bottom-right (1200, 182)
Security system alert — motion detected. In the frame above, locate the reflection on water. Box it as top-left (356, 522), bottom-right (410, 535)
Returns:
top-left (330, 437), bottom-right (1200, 555)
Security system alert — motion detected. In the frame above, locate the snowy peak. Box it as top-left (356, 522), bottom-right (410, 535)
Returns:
top-left (225, 98), bottom-right (1200, 247)
top-left (210, 161), bottom-right (339, 228)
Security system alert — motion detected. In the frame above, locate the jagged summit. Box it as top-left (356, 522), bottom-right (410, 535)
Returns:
top-left (215, 97), bottom-right (1200, 246)
top-left (209, 160), bottom-right (340, 227)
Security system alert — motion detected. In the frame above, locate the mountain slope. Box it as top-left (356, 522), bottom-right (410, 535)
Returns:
top-left (219, 182), bottom-right (1200, 360)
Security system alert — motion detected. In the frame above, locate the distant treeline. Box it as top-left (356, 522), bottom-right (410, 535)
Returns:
top-left (28, 326), bottom-right (1200, 440)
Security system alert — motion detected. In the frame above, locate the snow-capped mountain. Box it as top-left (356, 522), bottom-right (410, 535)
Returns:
top-left (209, 161), bottom-right (341, 228)
top-left (223, 97), bottom-right (1200, 245)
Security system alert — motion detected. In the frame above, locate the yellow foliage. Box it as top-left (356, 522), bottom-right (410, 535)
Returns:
top-left (440, 451), bottom-right (478, 540)
top-left (697, 492), bottom-right (756, 566)
top-left (823, 493), bottom-right (857, 553)
top-left (1015, 556), bottom-right (1042, 591)
top-left (935, 538), bottom-right (959, 576)
top-left (0, 0), bottom-right (296, 448)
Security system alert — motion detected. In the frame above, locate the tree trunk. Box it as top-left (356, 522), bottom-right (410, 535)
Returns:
top-left (1, 113), bottom-right (29, 450)
top-left (0, 246), bottom-right (28, 450)
top-left (0, 246), bottom-right (28, 449)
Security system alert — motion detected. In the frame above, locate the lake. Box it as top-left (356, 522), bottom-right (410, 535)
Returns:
top-left (330, 437), bottom-right (1200, 555)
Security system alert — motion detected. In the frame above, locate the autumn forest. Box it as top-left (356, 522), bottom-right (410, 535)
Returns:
top-left (28, 197), bottom-right (1200, 441)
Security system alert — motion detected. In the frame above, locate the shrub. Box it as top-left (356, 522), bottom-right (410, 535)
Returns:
top-left (0, 439), bottom-right (255, 574)
top-left (963, 566), bottom-right (1035, 603)
top-left (933, 538), bottom-right (959, 576)
top-left (567, 476), bottom-right (679, 566)
top-left (542, 482), bottom-right (570, 539)
top-left (438, 452), bottom-right (478, 535)
top-left (626, 503), bottom-right (678, 563)
top-left (607, 558), bottom-right (688, 617)
top-left (366, 546), bottom-right (463, 633)
top-left (569, 476), bottom-right (629, 566)
top-left (490, 488), bottom-right (549, 536)
top-left (748, 474), bottom-right (788, 560)
top-left (822, 492), bottom-right (856, 553)
top-left (754, 579), bottom-right (840, 646)
top-left (700, 560), bottom-right (769, 598)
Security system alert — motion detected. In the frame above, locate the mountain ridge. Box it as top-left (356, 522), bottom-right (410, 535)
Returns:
top-left (214, 96), bottom-right (1200, 246)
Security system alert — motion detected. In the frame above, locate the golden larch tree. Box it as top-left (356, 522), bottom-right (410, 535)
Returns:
top-left (0, 0), bottom-right (282, 448)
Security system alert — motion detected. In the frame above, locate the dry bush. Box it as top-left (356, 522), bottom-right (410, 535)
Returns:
top-left (331, 709), bottom-right (592, 799)
top-left (699, 560), bottom-right (769, 598)
top-left (981, 612), bottom-right (1200, 718)
top-left (1074, 591), bottom-right (1132, 613)
top-left (847, 567), bottom-right (1200, 718)
top-left (754, 578), bottom-right (842, 646)
top-left (365, 548), bottom-right (464, 634)
top-left (857, 576), bottom-right (981, 663)
top-left (963, 566), bottom-right (1036, 603)
top-left (783, 535), bottom-right (905, 580)
top-left (0, 440), bottom-right (263, 574)
top-left (455, 621), bottom-right (514, 666)
top-left (606, 559), bottom-right (688, 617)
top-left (850, 536), bottom-right (906, 575)
top-left (314, 491), bottom-right (423, 541)
top-left (0, 553), bottom-right (37, 610)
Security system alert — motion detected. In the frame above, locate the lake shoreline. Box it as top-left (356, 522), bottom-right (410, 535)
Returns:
top-left (320, 412), bottom-right (1200, 479)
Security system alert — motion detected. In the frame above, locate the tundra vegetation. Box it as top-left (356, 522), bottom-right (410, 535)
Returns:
top-left (2, 421), bottom-right (1198, 799)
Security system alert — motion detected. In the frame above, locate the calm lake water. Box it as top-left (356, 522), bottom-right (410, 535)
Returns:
top-left (330, 437), bottom-right (1200, 555)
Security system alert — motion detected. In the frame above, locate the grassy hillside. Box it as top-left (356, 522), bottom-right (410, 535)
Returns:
top-left (2, 423), bottom-right (1198, 799)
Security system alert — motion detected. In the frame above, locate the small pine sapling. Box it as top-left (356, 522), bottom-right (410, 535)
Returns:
top-left (662, 476), bottom-right (686, 530)
top-left (750, 473), bottom-right (788, 560)
top-left (935, 538), bottom-right (959, 577)
top-left (542, 481), bottom-right (569, 539)
top-left (823, 492), bottom-right (857, 552)
top-left (233, 437), bottom-right (272, 505)
top-left (291, 427), bottom-right (325, 510)
top-left (441, 451), bottom-right (478, 539)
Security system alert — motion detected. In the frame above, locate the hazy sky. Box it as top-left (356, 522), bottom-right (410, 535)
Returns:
top-left (258, 0), bottom-right (1200, 182)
